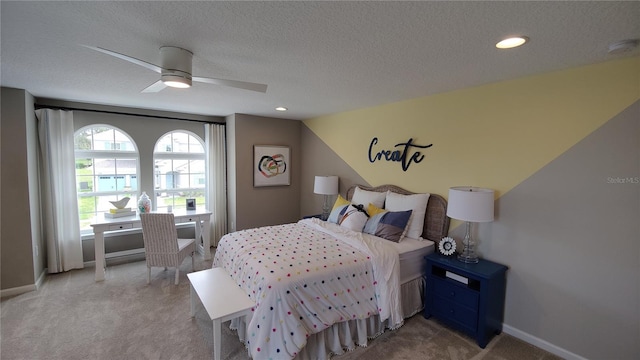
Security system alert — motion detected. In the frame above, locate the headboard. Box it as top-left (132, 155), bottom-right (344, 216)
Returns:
top-left (346, 184), bottom-right (450, 243)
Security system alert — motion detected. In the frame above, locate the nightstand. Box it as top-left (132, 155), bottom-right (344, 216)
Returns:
top-left (423, 252), bottom-right (508, 348)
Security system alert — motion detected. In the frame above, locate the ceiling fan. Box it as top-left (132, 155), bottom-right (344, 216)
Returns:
top-left (82, 45), bottom-right (267, 93)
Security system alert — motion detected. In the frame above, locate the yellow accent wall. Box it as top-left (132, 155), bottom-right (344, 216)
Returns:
top-left (304, 57), bottom-right (640, 199)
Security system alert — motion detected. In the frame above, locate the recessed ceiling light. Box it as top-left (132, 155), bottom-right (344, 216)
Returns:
top-left (496, 36), bottom-right (529, 49)
top-left (275, 107), bottom-right (288, 112)
top-left (608, 39), bottom-right (639, 55)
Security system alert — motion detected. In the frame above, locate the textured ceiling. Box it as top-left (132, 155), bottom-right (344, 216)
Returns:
top-left (1, 1), bottom-right (639, 120)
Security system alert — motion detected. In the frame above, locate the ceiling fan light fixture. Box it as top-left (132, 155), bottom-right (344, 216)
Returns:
top-left (83, 44), bottom-right (267, 93)
top-left (162, 74), bottom-right (191, 88)
top-left (496, 36), bottom-right (529, 49)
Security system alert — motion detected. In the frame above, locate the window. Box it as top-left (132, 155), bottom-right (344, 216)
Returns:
top-left (74, 125), bottom-right (139, 232)
top-left (153, 131), bottom-right (206, 211)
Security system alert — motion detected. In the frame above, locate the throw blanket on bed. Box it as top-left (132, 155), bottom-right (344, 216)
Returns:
top-left (213, 218), bottom-right (402, 359)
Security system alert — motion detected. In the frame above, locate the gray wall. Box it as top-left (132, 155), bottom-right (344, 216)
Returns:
top-left (1, 87), bottom-right (43, 290)
top-left (478, 101), bottom-right (639, 359)
top-left (225, 114), bottom-right (237, 232)
top-left (300, 125), bottom-right (369, 216)
top-left (226, 114), bottom-right (301, 231)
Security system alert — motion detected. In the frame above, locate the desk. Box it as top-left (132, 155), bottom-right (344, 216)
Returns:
top-left (90, 209), bottom-right (212, 282)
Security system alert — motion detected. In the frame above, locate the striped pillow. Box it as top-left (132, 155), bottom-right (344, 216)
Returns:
top-left (337, 204), bottom-right (369, 232)
top-left (363, 204), bottom-right (412, 242)
top-left (327, 195), bottom-right (351, 224)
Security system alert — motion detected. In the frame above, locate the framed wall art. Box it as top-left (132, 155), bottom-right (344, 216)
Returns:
top-left (254, 145), bottom-right (290, 187)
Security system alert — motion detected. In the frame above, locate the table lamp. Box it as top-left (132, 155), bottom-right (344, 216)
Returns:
top-left (314, 176), bottom-right (339, 220)
top-left (447, 186), bottom-right (495, 263)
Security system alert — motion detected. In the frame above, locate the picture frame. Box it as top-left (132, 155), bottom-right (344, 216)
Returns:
top-left (254, 145), bottom-right (290, 187)
top-left (186, 198), bottom-right (196, 210)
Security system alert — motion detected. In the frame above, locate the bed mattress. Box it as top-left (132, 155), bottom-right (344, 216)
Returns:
top-left (389, 237), bottom-right (434, 284)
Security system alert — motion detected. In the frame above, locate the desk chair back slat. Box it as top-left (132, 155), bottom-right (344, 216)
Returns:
top-left (141, 213), bottom-right (195, 285)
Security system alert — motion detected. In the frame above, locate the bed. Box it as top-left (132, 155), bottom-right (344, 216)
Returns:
top-left (212, 184), bottom-right (449, 359)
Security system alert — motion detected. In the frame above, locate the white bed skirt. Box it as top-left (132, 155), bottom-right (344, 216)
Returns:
top-left (230, 276), bottom-right (425, 359)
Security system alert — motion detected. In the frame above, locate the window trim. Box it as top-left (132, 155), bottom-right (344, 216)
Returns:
top-left (74, 124), bottom-right (140, 234)
top-left (153, 130), bottom-right (206, 211)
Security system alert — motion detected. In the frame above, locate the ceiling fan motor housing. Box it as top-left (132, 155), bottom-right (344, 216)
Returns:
top-left (160, 46), bottom-right (193, 87)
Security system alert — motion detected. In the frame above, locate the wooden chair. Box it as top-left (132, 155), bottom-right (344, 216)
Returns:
top-left (140, 213), bottom-right (195, 285)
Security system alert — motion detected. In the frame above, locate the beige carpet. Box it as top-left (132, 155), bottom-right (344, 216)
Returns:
top-left (1, 251), bottom-right (562, 360)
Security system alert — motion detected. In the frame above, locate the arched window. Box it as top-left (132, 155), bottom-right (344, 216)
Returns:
top-left (153, 131), bottom-right (206, 211)
top-left (74, 125), bottom-right (139, 232)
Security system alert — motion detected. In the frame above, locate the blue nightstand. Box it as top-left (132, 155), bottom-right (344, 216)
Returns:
top-left (423, 252), bottom-right (508, 348)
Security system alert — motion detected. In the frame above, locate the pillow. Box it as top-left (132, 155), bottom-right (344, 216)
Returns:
top-left (366, 203), bottom-right (387, 217)
top-left (351, 187), bottom-right (386, 208)
top-left (363, 204), bottom-right (412, 242)
top-left (337, 204), bottom-right (369, 232)
top-left (327, 195), bottom-right (351, 224)
top-left (385, 191), bottom-right (430, 239)
top-left (332, 194), bottom-right (350, 210)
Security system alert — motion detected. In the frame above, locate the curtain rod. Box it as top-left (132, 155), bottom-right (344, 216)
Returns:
top-left (34, 104), bottom-right (225, 125)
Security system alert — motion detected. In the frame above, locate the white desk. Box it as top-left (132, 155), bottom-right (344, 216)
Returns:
top-left (90, 209), bottom-right (212, 282)
top-left (188, 268), bottom-right (254, 360)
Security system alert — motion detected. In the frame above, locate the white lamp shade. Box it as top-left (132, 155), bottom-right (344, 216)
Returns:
top-left (447, 186), bottom-right (495, 222)
top-left (314, 176), bottom-right (339, 195)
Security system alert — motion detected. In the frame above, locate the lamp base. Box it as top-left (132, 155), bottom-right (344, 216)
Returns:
top-left (457, 221), bottom-right (480, 263)
top-left (457, 253), bottom-right (479, 264)
top-left (321, 195), bottom-right (331, 221)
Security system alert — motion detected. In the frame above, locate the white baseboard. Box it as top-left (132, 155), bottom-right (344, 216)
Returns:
top-left (0, 268), bottom-right (48, 298)
top-left (1, 284), bottom-right (37, 298)
top-left (83, 248), bottom-right (146, 267)
top-left (2, 249), bottom-right (146, 298)
top-left (503, 324), bottom-right (587, 360)
top-left (105, 248), bottom-right (145, 259)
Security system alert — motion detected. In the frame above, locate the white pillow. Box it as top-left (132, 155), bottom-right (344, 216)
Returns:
top-left (351, 187), bottom-right (386, 208)
top-left (338, 204), bottom-right (368, 232)
top-left (385, 191), bottom-right (430, 239)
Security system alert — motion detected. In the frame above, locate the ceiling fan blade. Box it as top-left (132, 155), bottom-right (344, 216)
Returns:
top-left (141, 80), bottom-right (167, 93)
top-left (81, 45), bottom-right (162, 73)
top-left (192, 76), bottom-right (267, 93)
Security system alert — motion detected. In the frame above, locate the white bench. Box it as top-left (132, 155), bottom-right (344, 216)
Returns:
top-left (188, 268), bottom-right (254, 360)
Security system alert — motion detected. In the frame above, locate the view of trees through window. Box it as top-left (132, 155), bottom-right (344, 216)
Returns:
top-left (74, 126), bottom-right (208, 233)
top-left (153, 131), bottom-right (206, 211)
top-left (74, 126), bottom-right (139, 231)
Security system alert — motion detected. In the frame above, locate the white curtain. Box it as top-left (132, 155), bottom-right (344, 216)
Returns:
top-left (205, 123), bottom-right (228, 247)
top-left (36, 109), bottom-right (84, 273)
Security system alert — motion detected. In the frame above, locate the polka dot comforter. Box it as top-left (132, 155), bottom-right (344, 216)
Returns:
top-left (213, 218), bottom-right (402, 359)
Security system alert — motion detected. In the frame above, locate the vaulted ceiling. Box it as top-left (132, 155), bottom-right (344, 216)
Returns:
top-left (2, 1), bottom-right (638, 120)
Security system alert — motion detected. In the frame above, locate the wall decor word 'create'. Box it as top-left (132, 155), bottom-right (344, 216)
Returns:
top-left (368, 137), bottom-right (432, 171)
